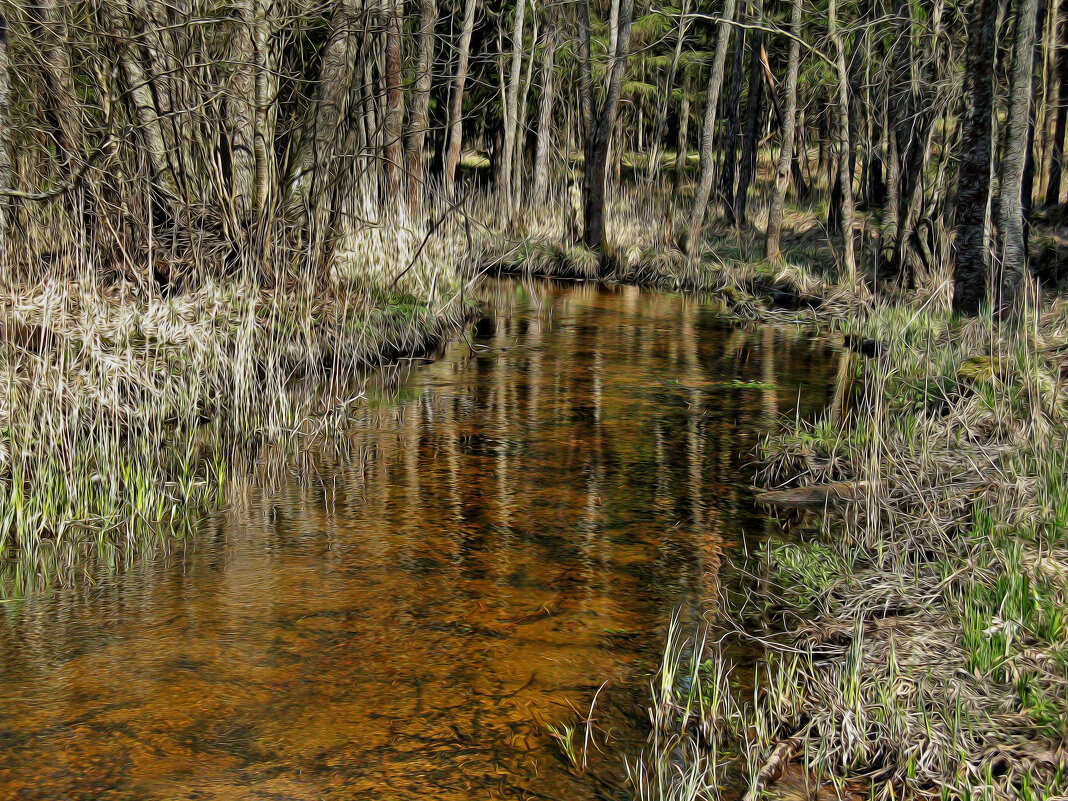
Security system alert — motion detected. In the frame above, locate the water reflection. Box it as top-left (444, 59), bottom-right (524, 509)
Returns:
top-left (0, 279), bottom-right (837, 800)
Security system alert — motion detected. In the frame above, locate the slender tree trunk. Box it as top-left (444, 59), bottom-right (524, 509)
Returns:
top-left (383, 0), bottom-right (404, 198)
top-left (648, 0), bottom-right (690, 183)
top-left (718, 25), bottom-right (746, 216)
top-left (1022, 0), bottom-right (1049, 218)
top-left (229, 0), bottom-right (258, 224)
top-left (443, 0), bottom-right (477, 197)
top-left (406, 0), bottom-right (438, 205)
top-left (578, 0), bottom-right (593, 137)
top-left (499, 0), bottom-right (527, 210)
top-left (583, 0), bottom-right (635, 250)
top-left (686, 0), bottom-right (737, 251)
top-left (829, 0), bottom-right (858, 287)
top-left (673, 76), bottom-right (692, 192)
top-left (512, 9), bottom-right (539, 204)
top-left (1046, 0), bottom-right (1068, 203)
top-left (0, 8), bottom-right (11, 255)
top-left (734, 0), bottom-right (765, 228)
top-left (765, 0), bottom-right (803, 260)
top-left (532, 24), bottom-right (558, 202)
top-left (107, 5), bottom-right (181, 204)
top-left (953, 0), bottom-right (997, 314)
top-left (997, 0), bottom-right (1041, 312)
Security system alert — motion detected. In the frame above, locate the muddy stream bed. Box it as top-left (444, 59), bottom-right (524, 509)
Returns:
top-left (0, 279), bottom-right (839, 800)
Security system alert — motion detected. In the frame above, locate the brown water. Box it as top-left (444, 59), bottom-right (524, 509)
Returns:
top-left (0, 279), bottom-right (839, 801)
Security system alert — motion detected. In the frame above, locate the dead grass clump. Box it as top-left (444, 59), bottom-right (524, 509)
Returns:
top-left (0, 207), bottom-right (470, 593)
top-left (734, 297), bottom-right (1068, 800)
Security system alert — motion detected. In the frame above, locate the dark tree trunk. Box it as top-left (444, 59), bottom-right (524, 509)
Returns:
top-left (718, 25), bottom-right (747, 216)
top-left (953, 0), bottom-right (998, 314)
top-left (583, 0), bottom-right (634, 250)
top-left (734, 0), bottom-right (765, 228)
top-left (1047, 0), bottom-right (1068, 204)
top-left (997, 0), bottom-right (1042, 313)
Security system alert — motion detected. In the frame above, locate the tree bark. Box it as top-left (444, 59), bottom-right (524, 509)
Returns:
top-left (997, 0), bottom-right (1041, 312)
top-left (229, 0), bottom-right (258, 223)
top-left (734, 0), bottom-right (766, 228)
top-left (765, 0), bottom-right (803, 260)
top-left (383, 0), bottom-right (404, 198)
top-left (718, 24), bottom-right (747, 216)
top-left (406, 0), bottom-right (438, 205)
top-left (686, 0), bottom-right (737, 251)
top-left (499, 0), bottom-right (528, 211)
top-left (829, 0), bottom-right (858, 288)
top-left (532, 23), bottom-right (558, 202)
top-left (1046, 0), bottom-right (1068, 203)
top-left (583, 0), bottom-right (635, 250)
top-left (647, 0), bottom-right (690, 183)
top-left (0, 9), bottom-right (11, 256)
top-left (673, 76), bottom-right (692, 192)
top-left (443, 0), bottom-right (478, 197)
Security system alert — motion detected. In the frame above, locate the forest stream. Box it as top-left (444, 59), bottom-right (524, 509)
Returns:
top-left (0, 279), bottom-right (839, 801)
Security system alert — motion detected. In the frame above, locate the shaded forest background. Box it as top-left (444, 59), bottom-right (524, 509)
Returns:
top-left (0, 0), bottom-right (1063, 314)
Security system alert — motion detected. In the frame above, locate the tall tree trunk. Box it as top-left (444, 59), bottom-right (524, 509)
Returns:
top-left (583, 0), bottom-right (635, 250)
top-left (1045, 0), bottom-right (1067, 203)
top-left (0, 8), bottom-right (10, 257)
top-left (512, 9), bottom-right (539, 204)
top-left (953, 0), bottom-right (997, 314)
top-left (532, 24), bottom-right (558, 202)
top-left (673, 76), bottom-right (692, 192)
top-left (1022, 0), bottom-right (1049, 218)
top-left (765, 0), bottom-right (803, 260)
top-left (229, 0), bottom-right (258, 224)
top-left (686, 0), bottom-right (737, 251)
top-left (734, 0), bottom-right (765, 228)
top-left (106, 4), bottom-right (181, 204)
top-left (383, 0), bottom-right (404, 198)
top-left (647, 0), bottom-right (690, 183)
top-left (499, 0), bottom-right (528, 211)
top-left (578, 0), bottom-right (594, 137)
top-left (997, 0), bottom-right (1041, 312)
top-left (829, 0), bottom-right (858, 288)
top-left (288, 0), bottom-right (359, 227)
top-left (443, 0), bottom-right (477, 197)
top-left (406, 0), bottom-right (437, 205)
top-left (718, 24), bottom-right (746, 216)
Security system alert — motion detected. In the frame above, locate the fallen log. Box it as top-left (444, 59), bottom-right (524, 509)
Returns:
top-left (743, 737), bottom-right (802, 801)
top-left (754, 481), bottom-right (867, 510)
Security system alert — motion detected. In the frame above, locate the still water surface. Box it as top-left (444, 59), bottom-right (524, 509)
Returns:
top-left (0, 280), bottom-right (838, 800)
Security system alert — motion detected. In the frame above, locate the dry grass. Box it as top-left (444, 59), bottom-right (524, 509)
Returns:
top-left (624, 294), bottom-right (1068, 801)
top-left (0, 200), bottom-right (473, 595)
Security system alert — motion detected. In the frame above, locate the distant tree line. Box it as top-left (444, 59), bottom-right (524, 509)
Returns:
top-left (0, 0), bottom-right (1064, 315)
